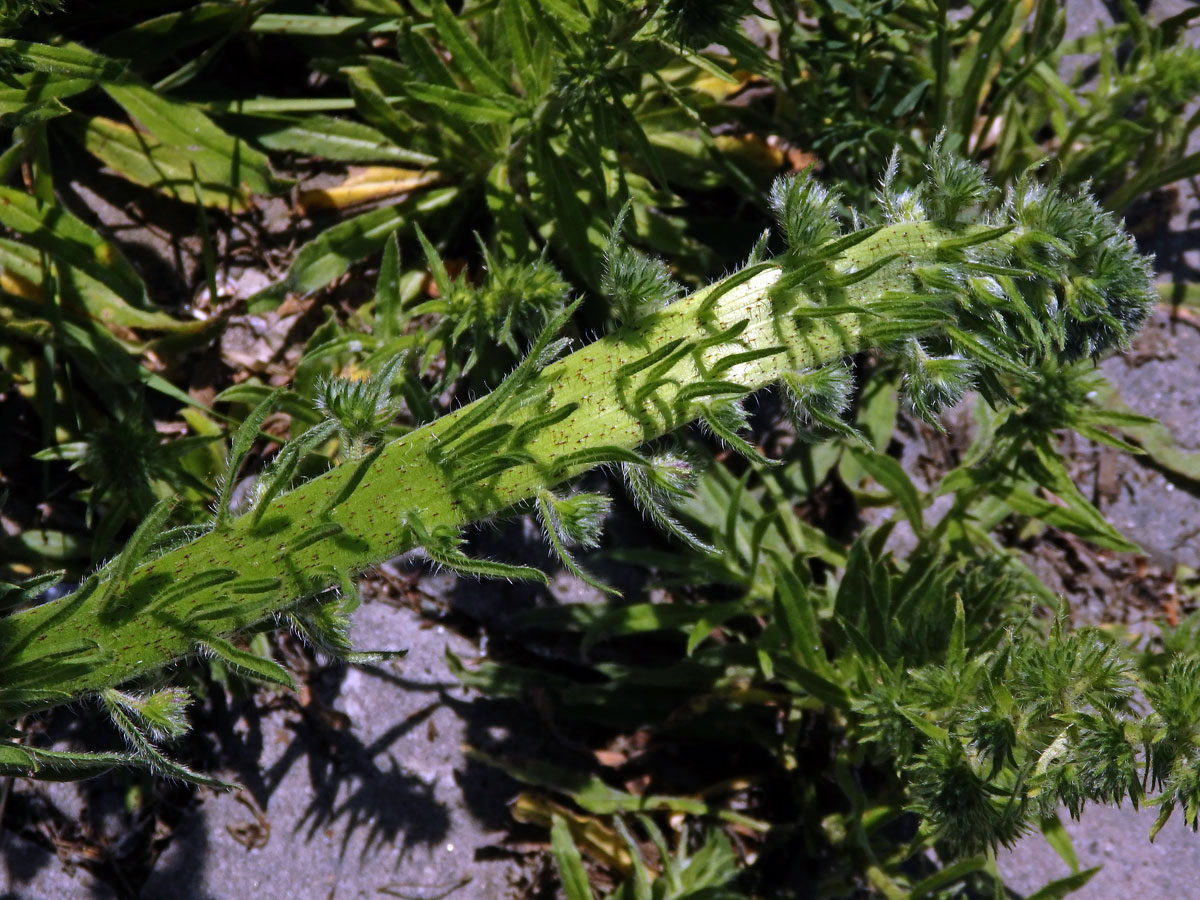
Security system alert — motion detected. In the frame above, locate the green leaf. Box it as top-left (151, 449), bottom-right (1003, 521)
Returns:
top-left (847, 447), bottom-right (925, 533)
top-left (536, 490), bottom-right (619, 597)
top-left (909, 856), bottom-right (988, 898)
top-left (0, 185), bottom-right (147, 307)
top-left (98, 3), bottom-right (249, 68)
top-left (979, 476), bottom-right (1137, 552)
top-left (232, 114), bottom-right (437, 165)
top-left (103, 82), bottom-right (281, 199)
top-left (0, 237), bottom-right (204, 335)
top-left (429, 543), bottom-right (548, 583)
top-left (623, 459), bottom-right (713, 555)
top-left (944, 324), bottom-right (1030, 378)
top-left (532, 138), bottom-right (600, 285)
top-left (430, 1), bottom-right (510, 95)
top-left (1025, 867), bottom-right (1101, 900)
top-left (287, 522), bottom-right (345, 554)
top-left (200, 636), bottom-right (296, 689)
top-left (826, 0), bottom-right (863, 18)
top-left (149, 568), bottom-right (239, 615)
top-left (105, 498), bottom-right (173, 591)
top-left (529, 0), bottom-right (590, 34)
top-left (501, 0), bottom-right (543, 95)
top-left (770, 551), bottom-right (828, 673)
top-left (947, 594), bottom-right (965, 670)
top-left (1026, 440), bottom-right (1139, 552)
top-left (0, 741), bottom-right (142, 781)
top-left (0, 39), bottom-right (130, 81)
top-left (344, 66), bottom-right (424, 150)
top-left (580, 601), bottom-right (744, 650)
top-left (71, 114), bottom-right (253, 210)
top-left (216, 387), bottom-right (284, 529)
top-left (1039, 813), bottom-right (1080, 873)
top-left (374, 231), bottom-right (402, 341)
top-left (550, 815), bottom-right (596, 900)
top-left (673, 379), bottom-right (750, 407)
top-left (469, 748), bottom-right (708, 817)
top-left (685, 602), bottom-right (747, 655)
top-left (252, 187), bottom-right (458, 304)
top-left (403, 82), bottom-right (520, 124)
top-left (414, 222), bottom-right (453, 300)
top-left (1092, 383), bottom-right (1200, 485)
top-left (101, 690), bottom-right (237, 789)
top-left (0, 96), bottom-right (68, 127)
top-left (249, 13), bottom-right (401, 35)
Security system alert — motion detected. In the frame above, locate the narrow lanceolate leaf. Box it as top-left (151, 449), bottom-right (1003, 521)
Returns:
top-left (536, 489), bottom-right (618, 596)
top-left (103, 83), bottom-right (282, 199)
top-left (0, 742), bottom-right (149, 780)
top-left (101, 690), bottom-right (236, 789)
top-left (101, 498), bottom-right (174, 596)
top-left (0, 40), bottom-right (130, 81)
top-left (215, 388), bottom-right (284, 529)
top-left (241, 114), bottom-right (437, 165)
top-left (551, 814), bottom-right (597, 900)
top-left (402, 82), bottom-right (521, 124)
top-left (0, 185), bottom-right (147, 307)
top-left (0, 571), bottom-right (65, 612)
top-left (0, 157), bottom-right (1153, 732)
top-left (248, 14), bottom-right (401, 35)
top-left (430, 0), bottom-right (510, 95)
top-left (0, 74), bottom-right (93, 118)
top-left (72, 115), bottom-right (255, 210)
top-left (0, 235), bottom-right (205, 335)
top-left (200, 637), bottom-right (296, 690)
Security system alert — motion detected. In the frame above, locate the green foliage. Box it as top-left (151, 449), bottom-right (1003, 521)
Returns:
top-left (603, 203), bottom-right (682, 324)
top-left (2, 151), bottom-right (1151, 746)
top-left (0, 0), bottom-right (1190, 572)
top-left (551, 812), bottom-right (751, 900)
top-left (765, 0), bottom-right (1200, 208)
top-left (314, 353), bottom-right (405, 458)
top-left (0, 2), bottom-right (1197, 897)
top-left (472, 452), bottom-right (1200, 894)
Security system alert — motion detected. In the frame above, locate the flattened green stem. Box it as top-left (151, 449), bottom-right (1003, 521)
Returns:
top-left (0, 222), bottom-right (986, 714)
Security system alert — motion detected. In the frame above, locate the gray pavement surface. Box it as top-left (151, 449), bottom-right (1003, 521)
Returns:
top-left (999, 804), bottom-right (1200, 898)
top-left (136, 600), bottom-right (528, 900)
top-left (3, 594), bottom-right (540, 900)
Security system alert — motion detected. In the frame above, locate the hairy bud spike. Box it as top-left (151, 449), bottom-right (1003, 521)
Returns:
top-left (925, 133), bottom-right (996, 223)
top-left (536, 489), bottom-right (618, 596)
top-left (314, 353), bottom-right (406, 458)
top-left (622, 452), bottom-right (712, 554)
top-left (877, 147), bottom-right (926, 224)
top-left (780, 365), bottom-right (859, 440)
top-left (603, 201), bottom-right (681, 323)
top-left (901, 345), bottom-right (976, 426)
top-left (769, 169), bottom-right (842, 258)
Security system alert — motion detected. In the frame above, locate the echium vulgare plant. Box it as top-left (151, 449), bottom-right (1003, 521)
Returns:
top-left (0, 146), bottom-right (1153, 787)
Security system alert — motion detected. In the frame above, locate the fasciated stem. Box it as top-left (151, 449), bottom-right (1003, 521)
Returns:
top-left (0, 155), bottom-right (1154, 758)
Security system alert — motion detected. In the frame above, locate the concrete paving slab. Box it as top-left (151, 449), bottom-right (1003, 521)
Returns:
top-left (137, 599), bottom-right (532, 900)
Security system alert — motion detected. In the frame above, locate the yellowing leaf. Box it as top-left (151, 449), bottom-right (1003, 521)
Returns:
top-left (511, 793), bottom-right (634, 875)
top-left (0, 238), bottom-right (208, 337)
top-left (691, 67), bottom-right (757, 99)
top-left (297, 166), bottom-right (441, 213)
top-left (0, 265), bottom-right (43, 301)
top-left (713, 132), bottom-right (785, 172)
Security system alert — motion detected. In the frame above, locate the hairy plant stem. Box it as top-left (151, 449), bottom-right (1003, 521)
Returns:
top-left (0, 217), bottom-right (1085, 721)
